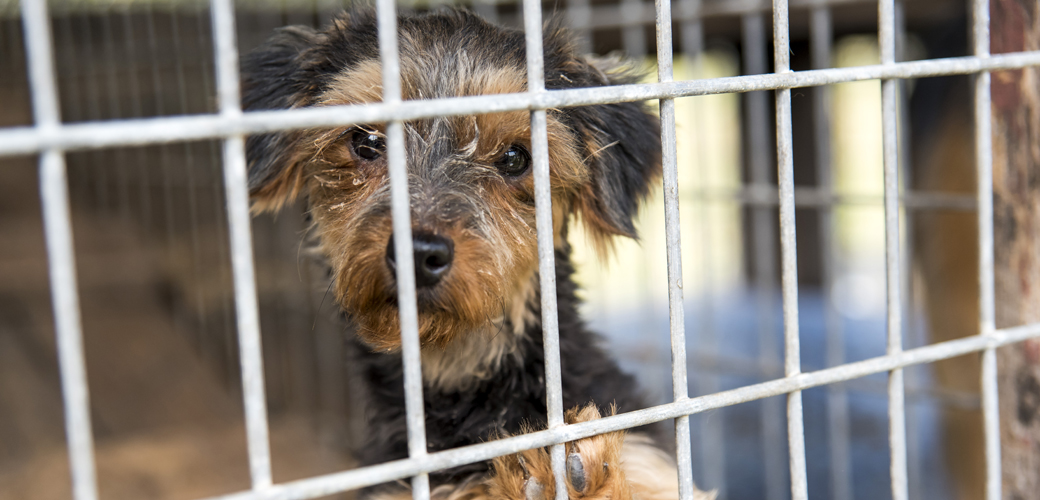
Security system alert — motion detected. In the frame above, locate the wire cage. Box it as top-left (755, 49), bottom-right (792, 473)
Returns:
top-left (1, 0), bottom-right (1039, 499)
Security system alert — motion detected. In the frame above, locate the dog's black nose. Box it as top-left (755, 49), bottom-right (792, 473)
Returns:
top-left (385, 232), bottom-right (454, 288)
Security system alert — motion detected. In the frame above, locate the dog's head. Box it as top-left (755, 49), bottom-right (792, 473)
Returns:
top-left (242, 9), bottom-right (661, 350)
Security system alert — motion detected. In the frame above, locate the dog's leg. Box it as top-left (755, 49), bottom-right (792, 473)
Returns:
top-left (487, 405), bottom-right (715, 500)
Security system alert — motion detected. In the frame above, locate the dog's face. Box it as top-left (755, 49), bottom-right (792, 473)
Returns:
top-left (243, 9), bottom-right (660, 351)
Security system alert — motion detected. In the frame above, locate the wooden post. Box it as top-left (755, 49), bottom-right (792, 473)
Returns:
top-left (991, 0), bottom-right (1040, 497)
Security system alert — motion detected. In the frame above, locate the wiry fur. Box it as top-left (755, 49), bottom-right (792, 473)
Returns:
top-left (349, 247), bottom-right (655, 486)
top-left (488, 406), bottom-right (633, 500)
top-left (241, 7), bottom-right (709, 500)
top-left (488, 407), bottom-right (714, 500)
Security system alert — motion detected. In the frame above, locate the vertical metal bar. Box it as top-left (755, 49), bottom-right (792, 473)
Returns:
top-left (656, 0), bottom-right (695, 498)
top-left (742, 13), bottom-right (786, 500)
top-left (210, 0), bottom-right (241, 117)
top-left (376, 0), bottom-right (432, 497)
top-left (894, 0), bottom-right (912, 188)
top-left (771, 1), bottom-right (807, 498)
top-left (209, 0), bottom-right (274, 490)
top-left (680, 1), bottom-right (724, 495)
top-left (522, 1), bottom-right (566, 498)
top-left (42, 149), bottom-right (99, 498)
top-left (810, 7), bottom-right (853, 500)
top-left (621, 0), bottom-right (646, 56)
top-left (891, 3), bottom-right (924, 497)
top-left (972, 0), bottom-right (1001, 498)
top-left (21, 1), bottom-right (98, 499)
top-left (22, 0), bottom-right (60, 123)
top-left (879, 2), bottom-right (909, 499)
top-left (567, 0), bottom-right (592, 56)
top-left (973, 0), bottom-right (996, 378)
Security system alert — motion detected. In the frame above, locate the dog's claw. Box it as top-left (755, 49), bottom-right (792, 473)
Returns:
top-left (523, 477), bottom-right (544, 500)
top-left (517, 454), bottom-right (530, 479)
top-left (567, 452), bottom-right (587, 493)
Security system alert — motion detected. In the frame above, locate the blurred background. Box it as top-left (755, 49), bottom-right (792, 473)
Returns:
top-left (0, 0), bottom-right (987, 499)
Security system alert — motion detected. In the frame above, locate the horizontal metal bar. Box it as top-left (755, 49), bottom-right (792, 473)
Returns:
top-left (2, 51), bottom-right (1040, 157)
top-left (687, 352), bottom-right (983, 409)
top-left (198, 321), bottom-right (1040, 500)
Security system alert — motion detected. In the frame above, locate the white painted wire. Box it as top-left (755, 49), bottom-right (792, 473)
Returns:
top-left (21, 1), bottom-right (98, 499)
top-left (521, 0), bottom-right (567, 498)
top-left (5, 52), bottom-right (1040, 157)
top-left (653, 0), bottom-right (695, 498)
top-left (209, 0), bottom-right (274, 489)
top-left (375, 0), bottom-right (432, 497)
top-left (879, 1), bottom-right (909, 498)
top-left (972, 0), bottom-right (1001, 498)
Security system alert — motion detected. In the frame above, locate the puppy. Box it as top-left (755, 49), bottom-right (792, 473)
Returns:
top-left (241, 7), bottom-right (712, 500)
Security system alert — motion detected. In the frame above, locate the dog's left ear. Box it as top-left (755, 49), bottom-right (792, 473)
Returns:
top-left (553, 57), bottom-right (662, 245)
top-left (241, 25), bottom-right (328, 212)
top-left (568, 96), bottom-right (662, 242)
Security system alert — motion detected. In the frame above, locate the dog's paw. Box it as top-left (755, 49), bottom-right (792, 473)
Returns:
top-left (488, 404), bottom-right (632, 500)
top-left (560, 404), bottom-right (632, 500)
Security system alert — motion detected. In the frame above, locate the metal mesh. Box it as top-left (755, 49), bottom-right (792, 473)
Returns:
top-left (5, 0), bottom-right (1040, 499)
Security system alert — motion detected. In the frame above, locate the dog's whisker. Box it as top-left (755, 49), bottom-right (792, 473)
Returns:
top-left (312, 278), bottom-right (335, 331)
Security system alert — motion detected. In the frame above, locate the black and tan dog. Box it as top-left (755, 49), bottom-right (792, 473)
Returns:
top-left (242, 8), bottom-right (711, 500)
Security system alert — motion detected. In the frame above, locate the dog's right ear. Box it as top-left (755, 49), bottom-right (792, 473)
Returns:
top-left (242, 25), bottom-right (326, 212)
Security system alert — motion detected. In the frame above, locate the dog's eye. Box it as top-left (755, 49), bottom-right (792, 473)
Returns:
top-left (495, 145), bottom-right (531, 178)
top-left (350, 130), bottom-right (385, 161)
